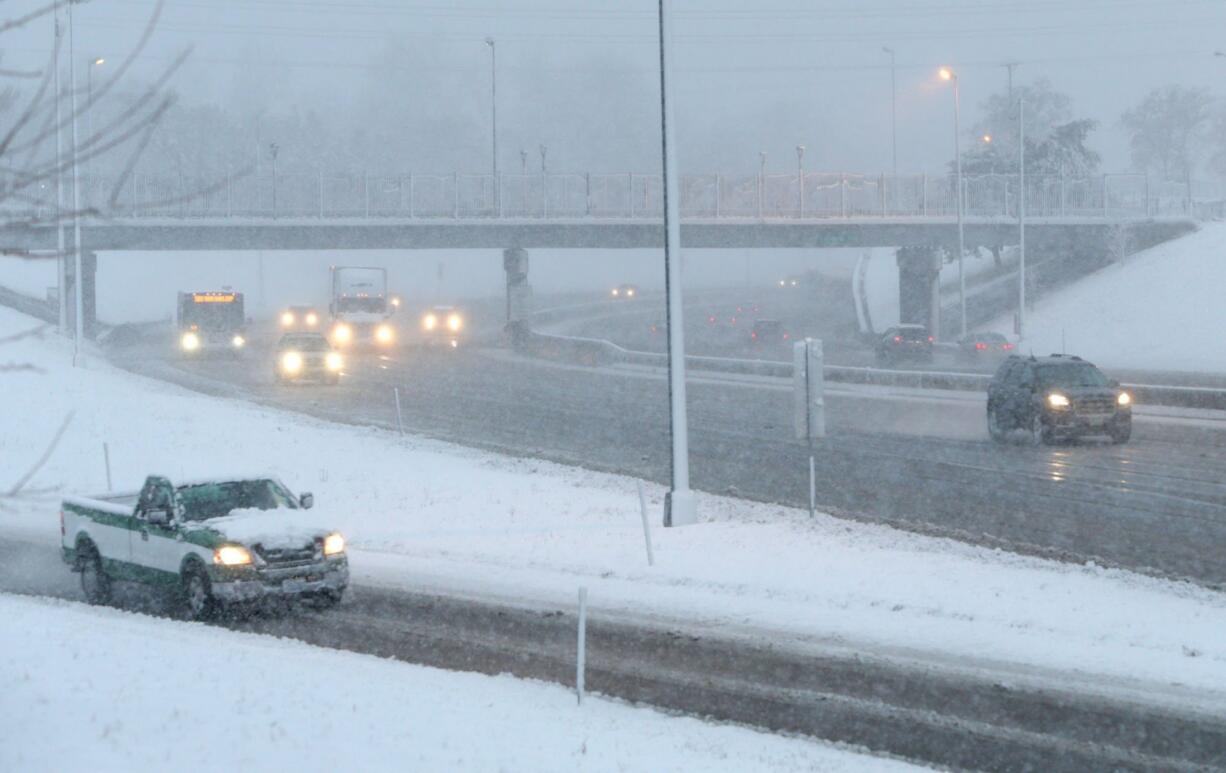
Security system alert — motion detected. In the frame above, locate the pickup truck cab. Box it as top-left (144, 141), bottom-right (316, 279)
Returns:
top-left (62, 475), bottom-right (348, 619)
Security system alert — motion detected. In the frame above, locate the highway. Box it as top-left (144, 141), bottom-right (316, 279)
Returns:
top-left (103, 317), bottom-right (1226, 587)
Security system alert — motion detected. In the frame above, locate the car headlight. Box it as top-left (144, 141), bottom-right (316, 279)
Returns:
top-left (375, 324), bottom-right (394, 344)
top-left (231, 334), bottom-right (245, 349)
top-left (325, 351), bottom-right (343, 371)
top-left (305, 312), bottom-right (318, 326)
top-left (626, 288), bottom-right (635, 297)
top-left (446, 314), bottom-right (462, 332)
top-left (281, 312), bottom-right (295, 327)
top-left (423, 313), bottom-right (438, 331)
top-left (281, 351), bottom-right (303, 373)
top-left (323, 533), bottom-right (345, 556)
top-left (1117, 392), bottom-right (1131, 406)
top-left (214, 545), bottom-right (252, 566)
top-left (331, 323), bottom-right (352, 345)
top-left (611, 288), bottom-right (620, 297)
top-left (180, 331), bottom-right (200, 351)
top-left (1047, 393), bottom-right (1070, 409)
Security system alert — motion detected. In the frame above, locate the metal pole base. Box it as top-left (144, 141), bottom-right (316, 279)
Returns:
top-left (664, 488), bottom-right (698, 527)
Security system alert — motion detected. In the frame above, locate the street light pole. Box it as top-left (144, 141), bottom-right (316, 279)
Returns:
top-left (940, 66), bottom-right (967, 337)
top-left (883, 47), bottom-right (897, 200)
top-left (68, 0), bottom-right (84, 364)
top-left (758, 150), bottom-right (766, 220)
top-left (657, 0), bottom-right (696, 527)
top-left (796, 144), bottom-right (805, 218)
top-left (85, 56), bottom-right (103, 208)
top-left (54, 10), bottom-right (67, 335)
top-left (1018, 97), bottom-right (1026, 340)
top-left (485, 38), bottom-right (498, 215)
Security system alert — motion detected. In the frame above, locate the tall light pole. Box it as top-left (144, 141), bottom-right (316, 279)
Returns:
top-left (485, 38), bottom-right (498, 215)
top-left (939, 66), bottom-right (967, 337)
top-left (53, 10), bottom-right (67, 335)
top-left (520, 149), bottom-right (527, 174)
top-left (882, 47), bottom-right (897, 197)
top-left (85, 56), bottom-right (103, 206)
top-left (796, 144), bottom-right (805, 218)
top-left (657, 0), bottom-right (696, 527)
top-left (68, 0), bottom-right (84, 363)
top-left (539, 144), bottom-right (547, 218)
top-left (1017, 97), bottom-right (1026, 340)
top-left (758, 150), bottom-right (766, 220)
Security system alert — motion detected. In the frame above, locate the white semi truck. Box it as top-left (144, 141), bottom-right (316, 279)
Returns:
top-left (328, 266), bottom-right (397, 349)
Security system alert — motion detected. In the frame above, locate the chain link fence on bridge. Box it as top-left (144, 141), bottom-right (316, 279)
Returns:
top-left (21, 171), bottom-right (1221, 221)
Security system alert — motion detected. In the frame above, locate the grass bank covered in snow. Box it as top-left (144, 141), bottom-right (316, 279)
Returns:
top-left (2, 305), bottom-right (1226, 709)
top-left (0, 594), bottom-right (913, 772)
top-left (990, 222), bottom-right (1226, 372)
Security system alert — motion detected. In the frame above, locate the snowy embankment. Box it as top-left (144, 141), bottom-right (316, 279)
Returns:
top-left (988, 222), bottom-right (1226, 372)
top-left (0, 594), bottom-right (913, 773)
top-left (3, 304), bottom-right (1226, 708)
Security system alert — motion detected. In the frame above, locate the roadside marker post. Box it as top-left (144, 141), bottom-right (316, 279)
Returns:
top-left (577, 586), bottom-right (588, 706)
top-left (102, 442), bottom-right (112, 492)
top-left (393, 387), bottom-right (405, 436)
top-left (793, 338), bottom-right (826, 517)
top-left (637, 480), bottom-right (655, 566)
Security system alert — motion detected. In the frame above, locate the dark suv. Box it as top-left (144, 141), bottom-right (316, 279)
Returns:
top-left (986, 354), bottom-right (1132, 444)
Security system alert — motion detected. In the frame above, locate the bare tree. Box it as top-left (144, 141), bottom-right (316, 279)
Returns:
top-left (1120, 85), bottom-right (1214, 183)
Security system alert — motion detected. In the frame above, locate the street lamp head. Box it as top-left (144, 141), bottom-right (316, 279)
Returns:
top-left (796, 145), bottom-right (805, 159)
top-left (92, 57), bottom-right (105, 66)
top-left (882, 46), bottom-right (893, 54)
top-left (938, 66), bottom-right (956, 82)
top-left (982, 134), bottom-right (992, 144)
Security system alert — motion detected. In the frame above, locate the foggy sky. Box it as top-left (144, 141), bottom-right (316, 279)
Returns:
top-left (5, 0), bottom-right (1224, 175)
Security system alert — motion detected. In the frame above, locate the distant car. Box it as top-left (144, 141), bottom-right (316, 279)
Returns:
top-left (611, 284), bottom-right (639, 300)
top-left (777, 276), bottom-right (801, 288)
top-left (735, 301), bottom-right (761, 315)
top-left (987, 354), bottom-right (1132, 445)
top-left (274, 332), bottom-right (343, 384)
top-left (648, 320), bottom-right (665, 337)
top-left (875, 324), bottom-right (933, 364)
top-left (421, 305), bottom-right (465, 348)
top-left (279, 305), bottom-right (322, 331)
top-left (958, 331), bottom-right (1015, 359)
top-left (749, 319), bottom-right (791, 345)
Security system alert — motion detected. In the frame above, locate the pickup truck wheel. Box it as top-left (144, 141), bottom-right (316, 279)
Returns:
top-left (79, 544), bottom-right (112, 605)
top-left (182, 566), bottom-right (218, 621)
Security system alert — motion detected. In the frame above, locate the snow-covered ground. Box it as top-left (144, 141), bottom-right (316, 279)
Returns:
top-left (988, 222), bottom-right (1226, 372)
top-left (3, 304), bottom-right (1226, 710)
top-left (0, 594), bottom-right (914, 773)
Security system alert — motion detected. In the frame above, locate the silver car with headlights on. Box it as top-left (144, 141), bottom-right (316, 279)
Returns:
top-left (274, 332), bottom-right (344, 385)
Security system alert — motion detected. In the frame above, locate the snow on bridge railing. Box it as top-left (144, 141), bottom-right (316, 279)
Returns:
top-left (13, 171), bottom-right (1215, 222)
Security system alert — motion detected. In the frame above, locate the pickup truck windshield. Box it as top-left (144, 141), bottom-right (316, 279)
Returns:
top-left (175, 479), bottom-right (299, 521)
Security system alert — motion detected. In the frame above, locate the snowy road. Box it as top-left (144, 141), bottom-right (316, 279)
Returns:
top-left (103, 324), bottom-right (1226, 586)
top-left (4, 537), bottom-right (1221, 772)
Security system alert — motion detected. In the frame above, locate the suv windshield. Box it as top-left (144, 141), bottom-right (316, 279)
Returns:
top-left (1036, 363), bottom-right (1110, 388)
top-left (176, 479), bottom-right (299, 521)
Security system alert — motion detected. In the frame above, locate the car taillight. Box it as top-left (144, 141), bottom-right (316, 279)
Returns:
top-left (893, 336), bottom-right (902, 343)
top-left (751, 332), bottom-right (757, 340)
top-left (1002, 343), bottom-right (1015, 350)
top-left (975, 342), bottom-right (987, 350)
top-left (729, 317), bottom-right (737, 325)
top-left (707, 315), bottom-right (716, 324)
top-left (782, 332), bottom-right (790, 340)
top-left (928, 336), bottom-right (934, 342)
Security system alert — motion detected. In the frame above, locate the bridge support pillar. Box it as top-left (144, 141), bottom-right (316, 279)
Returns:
top-left (64, 250), bottom-right (98, 340)
top-left (503, 247), bottom-right (533, 344)
top-left (896, 246), bottom-right (942, 341)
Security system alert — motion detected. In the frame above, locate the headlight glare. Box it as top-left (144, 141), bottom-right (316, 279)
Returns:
top-left (323, 533), bottom-right (345, 556)
top-left (231, 335), bottom-right (245, 349)
top-left (281, 351), bottom-right (303, 373)
top-left (423, 314), bottom-right (438, 331)
top-left (375, 324), bottom-right (394, 344)
top-left (180, 332), bottom-right (200, 351)
top-left (305, 312), bottom-right (318, 326)
top-left (325, 352), bottom-right (343, 371)
top-left (1047, 393), bottom-right (1070, 409)
top-left (214, 545), bottom-right (252, 566)
top-left (332, 324), bottom-right (352, 345)
top-left (1117, 392), bottom-right (1131, 406)
top-left (280, 312), bottom-right (294, 327)
top-left (447, 314), bottom-right (462, 332)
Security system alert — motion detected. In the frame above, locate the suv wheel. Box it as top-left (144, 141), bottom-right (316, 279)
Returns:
top-left (1109, 420), bottom-right (1132, 445)
top-left (182, 565), bottom-right (218, 621)
top-left (987, 406), bottom-right (1007, 443)
top-left (79, 543), bottom-right (112, 605)
top-left (1027, 412), bottom-right (1054, 446)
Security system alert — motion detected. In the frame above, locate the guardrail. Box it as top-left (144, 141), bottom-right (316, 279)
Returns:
top-left (521, 330), bottom-right (1226, 411)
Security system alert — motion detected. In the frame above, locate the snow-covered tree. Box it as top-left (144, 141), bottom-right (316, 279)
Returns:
top-left (1120, 85), bottom-right (1213, 182)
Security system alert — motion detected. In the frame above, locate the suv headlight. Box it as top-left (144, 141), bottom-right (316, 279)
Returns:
top-left (423, 313), bottom-right (438, 331)
top-left (214, 545), bottom-right (253, 566)
top-left (446, 314), bottom-right (463, 332)
top-left (281, 311), bottom-right (295, 327)
top-left (323, 533), bottom-right (345, 556)
top-left (281, 351), bottom-right (303, 373)
top-left (1117, 392), bottom-right (1131, 406)
top-left (325, 352), bottom-right (343, 371)
top-left (1047, 393), bottom-right (1070, 409)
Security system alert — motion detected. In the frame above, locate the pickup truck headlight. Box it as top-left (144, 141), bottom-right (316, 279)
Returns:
top-left (280, 311), bottom-right (295, 327)
top-left (281, 351), bottom-right (303, 374)
top-left (1047, 393), bottom-right (1070, 409)
top-left (180, 331), bottom-right (200, 351)
top-left (1117, 392), bottom-right (1131, 406)
top-left (325, 352), bottom-right (343, 371)
top-left (422, 313), bottom-right (438, 331)
top-left (214, 545), bottom-right (253, 566)
top-left (323, 533), bottom-right (345, 556)
top-left (446, 314), bottom-right (463, 332)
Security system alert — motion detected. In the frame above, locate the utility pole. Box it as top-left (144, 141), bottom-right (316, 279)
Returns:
top-left (1018, 97), bottom-right (1026, 340)
top-left (485, 38), bottom-right (498, 215)
top-left (657, 0), bottom-right (696, 527)
top-left (54, 10), bottom-right (67, 335)
top-left (68, 0), bottom-right (84, 363)
top-left (796, 145), bottom-right (805, 218)
top-left (269, 142), bottom-right (279, 218)
top-left (1004, 61), bottom-right (1019, 103)
top-left (883, 47), bottom-right (897, 197)
top-left (939, 66), bottom-right (967, 338)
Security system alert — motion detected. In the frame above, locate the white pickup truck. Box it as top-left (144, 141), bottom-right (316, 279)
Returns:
top-left (61, 475), bottom-right (349, 619)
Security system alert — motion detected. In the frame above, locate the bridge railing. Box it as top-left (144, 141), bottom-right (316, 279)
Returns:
top-left (25, 171), bottom-right (1219, 221)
